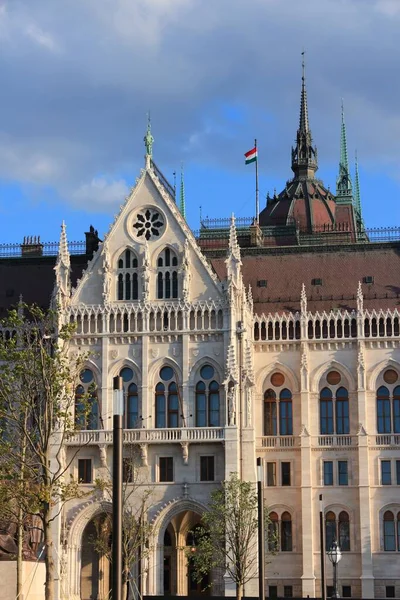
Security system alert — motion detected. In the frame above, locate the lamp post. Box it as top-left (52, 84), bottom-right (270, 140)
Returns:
top-left (112, 376), bottom-right (123, 600)
top-left (327, 540), bottom-right (342, 599)
top-left (257, 457), bottom-right (265, 600)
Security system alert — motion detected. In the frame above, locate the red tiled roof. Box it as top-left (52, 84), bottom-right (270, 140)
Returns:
top-left (210, 244), bottom-right (400, 314)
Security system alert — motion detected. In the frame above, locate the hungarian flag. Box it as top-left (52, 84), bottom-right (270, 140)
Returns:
top-left (245, 146), bottom-right (257, 165)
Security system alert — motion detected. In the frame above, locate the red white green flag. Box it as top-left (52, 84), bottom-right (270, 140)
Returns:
top-left (244, 146), bottom-right (257, 165)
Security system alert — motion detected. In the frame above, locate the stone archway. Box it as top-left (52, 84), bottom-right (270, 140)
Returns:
top-left (80, 514), bottom-right (111, 600)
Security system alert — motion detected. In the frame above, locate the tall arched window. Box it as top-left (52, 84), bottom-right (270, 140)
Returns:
top-left (384, 511), bottom-right (396, 551)
top-left (264, 390), bottom-right (277, 436)
top-left (320, 386), bottom-right (349, 435)
top-left (117, 249), bottom-right (139, 301)
top-left (75, 369), bottom-right (98, 430)
top-left (119, 367), bottom-right (139, 429)
top-left (157, 248), bottom-right (178, 299)
top-left (281, 512), bottom-right (293, 551)
top-left (268, 512), bottom-right (279, 551)
top-left (376, 374), bottom-right (400, 434)
top-left (155, 367), bottom-right (180, 428)
top-left (325, 510), bottom-right (350, 551)
top-left (195, 365), bottom-right (220, 427)
top-left (264, 387), bottom-right (293, 436)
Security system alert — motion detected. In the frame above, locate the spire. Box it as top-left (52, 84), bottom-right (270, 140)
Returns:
top-left (291, 52), bottom-right (318, 179)
top-left (144, 112), bottom-right (154, 168)
top-left (354, 151), bottom-right (364, 230)
top-left (299, 54), bottom-right (310, 133)
top-left (57, 221), bottom-right (70, 270)
top-left (179, 163), bottom-right (186, 218)
top-left (336, 100), bottom-right (353, 200)
top-left (225, 213), bottom-right (242, 289)
top-left (53, 221), bottom-right (71, 306)
top-left (228, 213), bottom-right (241, 263)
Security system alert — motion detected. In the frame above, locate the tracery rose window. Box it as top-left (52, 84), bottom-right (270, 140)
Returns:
top-left (133, 209), bottom-right (164, 240)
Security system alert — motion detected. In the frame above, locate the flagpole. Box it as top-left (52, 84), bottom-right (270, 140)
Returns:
top-left (255, 138), bottom-right (259, 223)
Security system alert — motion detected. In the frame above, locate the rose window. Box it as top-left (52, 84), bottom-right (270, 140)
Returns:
top-left (133, 209), bottom-right (164, 240)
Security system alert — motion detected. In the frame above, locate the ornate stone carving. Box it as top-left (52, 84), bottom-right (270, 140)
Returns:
top-left (140, 443), bottom-right (148, 467)
top-left (300, 424), bottom-right (310, 437)
top-left (102, 238), bottom-right (112, 304)
top-left (228, 385), bottom-right (236, 426)
top-left (151, 348), bottom-right (159, 359)
top-left (98, 444), bottom-right (107, 468)
top-left (357, 281), bottom-right (364, 313)
top-left (142, 239), bottom-right (151, 301)
top-left (246, 387), bottom-right (252, 427)
top-left (109, 349), bottom-right (118, 360)
top-left (181, 239), bottom-right (191, 302)
top-left (181, 442), bottom-right (189, 464)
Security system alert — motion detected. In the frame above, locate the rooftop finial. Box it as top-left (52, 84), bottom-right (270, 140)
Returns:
top-left (336, 99), bottom-right (352, 199)
top-left (179, 162), bottom-right (186, 219)
top-left (299, 50), bottom-right (309, 133)
top-left (144, 112), bottom-right (154, 166)
top-left (291, 52), bottom-right (318, 179)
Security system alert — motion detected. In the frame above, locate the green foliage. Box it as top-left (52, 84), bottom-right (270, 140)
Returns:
top-left (189, 472), bottom-right (274, 598)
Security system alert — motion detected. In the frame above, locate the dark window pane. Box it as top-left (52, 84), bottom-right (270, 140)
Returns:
top-left (267, 462), bottom-right (276, 487)
top-left (386, 586), bottom-right (395, 598)
top-left (396, 461), bottom-right (400, 485)
top-left (284, 586), bottom-right (293, 598)
top-left (342, 586), bottom-right (351, 598)
top-left (172, 271), bottom-right (178, 298)
top-left (382, 460), bottom-right (392, 485)
top-left (394, 398), bottom-right (400, 433)
top-left (281, 515), bottom-right (292, 551)
top-left (320, 395), bottom-right (334, 434)
top-left (279, 400), bottom-right (293, 435)
top-left (269, 586), bottom-right (278, 599)
top-left (384, 520), bottom-right (396, 551)
top-left (78, 459), bottom-right (92, 484)
top-left (281, 462), bottom-right (291, 486)
top-left (200, 456), bottom-right (214, 481)
top-left (338, 461), bottom-right (348, 485)
top-left (200, 365), bottom-right (214, 380)
top-left (120, 367), bottom-right (134, 382)
top-left (324, 461), bottom-right (333, 486)
top-left (160, 367), bottom-right (174, 381)
top-left (339, 513), bottom-right (350, 551)
top-left (196, 392), bottom-right (206, 427)
top-left (159, 457), bottom-right (173, 482)
top-left (336, 397), bottom-right (349, 434)
top-left (156, 391), bottom-right (166, 428)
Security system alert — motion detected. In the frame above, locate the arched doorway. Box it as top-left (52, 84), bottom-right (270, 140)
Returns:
top-left (160, 509), bottom-right (212, 596)
top-left (80, 514), bottom-right (111, 600)
top-left (186, 525), bottom-right (210, 596)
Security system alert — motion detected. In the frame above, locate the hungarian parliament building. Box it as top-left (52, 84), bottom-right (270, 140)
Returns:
top-left (1, 70), bottom-right (400, 600)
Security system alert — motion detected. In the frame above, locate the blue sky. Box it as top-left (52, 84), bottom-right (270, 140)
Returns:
top-left (0, 0), bottom-right (399, 243)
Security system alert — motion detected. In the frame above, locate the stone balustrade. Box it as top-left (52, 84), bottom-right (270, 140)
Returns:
top-left (66, 426), bottom-right (225, 446)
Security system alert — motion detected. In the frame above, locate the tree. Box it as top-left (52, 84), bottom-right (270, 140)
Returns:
top-left (0, 305), bottom-right (91, 600)
top-left (93, 447), bottom-right (154, 600)
top-left (188, 472), bottom-right (275, 600)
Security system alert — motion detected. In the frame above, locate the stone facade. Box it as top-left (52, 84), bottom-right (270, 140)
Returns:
top-left (43, 156), bottom-right (400, 600)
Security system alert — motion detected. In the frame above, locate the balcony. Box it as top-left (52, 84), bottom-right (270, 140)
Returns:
top-left (317, 435), bottom-right (356, 448)
top-left (374, 434), bottom-right (400, 446)
top-left (66, 427), bottom-right (225, 446)
top-left (257, 436), bottom-right (298, 449)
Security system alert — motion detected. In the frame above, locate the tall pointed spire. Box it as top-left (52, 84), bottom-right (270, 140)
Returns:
top-left (291, 52), bottom-right (318, 179)
top-left (336, 100), bottom-right (352, 200)
top-left (144, 112), bottom-right (154, 169)
top-left (299, 54), bottom-right (310, 134)
top-left (179, 162), bottom-right (186, 218)
top-left (354, 151), bottom-right (364, 230)
top-left (53, 221), bottom-right (71, 307)
top-left (57, 221), bottom-right (70, 271)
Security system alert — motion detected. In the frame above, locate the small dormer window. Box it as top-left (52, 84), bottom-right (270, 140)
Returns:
top-left (117, 249), bottom-right (139, 300)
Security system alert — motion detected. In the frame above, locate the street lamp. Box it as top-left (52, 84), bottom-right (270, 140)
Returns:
top-left (112, 376), bottom-right (123, 600)
top-left (257, 457), bottom-right (265, 600)
top-left (327, 540), bottom-right (342, 599)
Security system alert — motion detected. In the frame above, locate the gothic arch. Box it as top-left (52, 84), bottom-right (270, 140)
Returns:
top-left (109, 358), bottom-right (141, 384)
top-left (311, 360), bottom-right (356, 393)
top-left (152, 497), bottom-right (208, 544)
top-left (148, 356), bottom-right (182, 385)
top-left (367, 359), bottom-right (400, 392)
top-left (67, 500), bottom-right (112, 549)
top-left (188, 357), bottom-right (224, 388)
top-left (256, 361), bottom-right (300, 394)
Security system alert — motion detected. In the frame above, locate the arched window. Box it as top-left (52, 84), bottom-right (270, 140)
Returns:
top-left (164, 529), bottom-right (172, 546)
top-left (263, 373), bottom-right (293, 437)
top-left (376, 377), bottom-right (400, 434)
top-left (264, 390), bottom-right (277, 436)
top-left (117, 249), bottom-right (139, 301)
top-left (155, 367), bottom-right (180, 428)
top-left (156, 248), bottom-right (179, 299)
top-left (119, 367), bottom-right (139, 429)
top-left (281, 512), bottom-right (292, 551)
top-left (384, 511), bottom-right (396, 551)
top-left (75, 369), bottom-right (98, 430)
top-left (325, 510), bottom-right (350, 551)
top-left (320, 386), bottom-right (349, 435)
top-left (195, 365), bottom-right (220, 427)
top-left (268, 512), bottom-right (279, 551)
top-left (279, 389), bottom-right (293, 435)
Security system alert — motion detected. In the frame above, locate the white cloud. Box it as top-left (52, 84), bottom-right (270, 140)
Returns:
top-left (25, 23), bottom-right (58, 52)
top-left (72, 177), bottom-right (130, 209)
